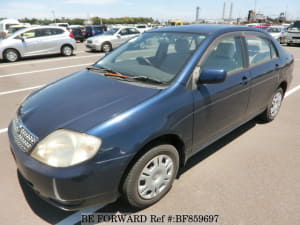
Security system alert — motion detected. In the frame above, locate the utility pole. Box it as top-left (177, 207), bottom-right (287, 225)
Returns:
top-left (52, 10), bottom-right (56, 23)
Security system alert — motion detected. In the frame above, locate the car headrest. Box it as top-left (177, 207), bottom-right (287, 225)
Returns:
top-left (215, 42), bottom-right (235, 58)
top-left (175, 39), bottom-right (189, 53)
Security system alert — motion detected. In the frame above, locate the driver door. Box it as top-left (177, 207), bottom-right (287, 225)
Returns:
top-left (192, 34), bottom-right (250, 151)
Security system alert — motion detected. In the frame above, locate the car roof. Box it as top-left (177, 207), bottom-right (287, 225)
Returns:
top-left (9, 26), bottom-right (67, 37)
top-left (148, 24), bottom-right (264, 35)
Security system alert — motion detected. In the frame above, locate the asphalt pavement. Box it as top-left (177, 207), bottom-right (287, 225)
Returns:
top-left (0, 43), bottom-right (299, 225)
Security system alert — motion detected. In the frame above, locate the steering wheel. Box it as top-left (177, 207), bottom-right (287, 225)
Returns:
top-left (136, 57), bottom-right (153, 66)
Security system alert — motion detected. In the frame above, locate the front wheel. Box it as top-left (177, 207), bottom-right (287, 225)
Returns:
top-left (259, 88), bottom-right (284, 122)
top-left (4, 49), bottom-right (19, 62)
top-left (101, 42), bottom-right (112, 52)
top-left (122, 144), bottom-right (179, 208)
top-left (61, 45), bottom-right (73, 56)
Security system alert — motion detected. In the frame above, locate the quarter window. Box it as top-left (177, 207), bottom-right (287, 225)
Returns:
top-left (201, 36), bottom-right (244, 74)
top-left (246, 36), bottom-right (275, 66)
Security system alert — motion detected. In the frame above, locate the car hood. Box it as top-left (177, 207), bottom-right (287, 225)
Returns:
top-left (19, 69), bottom-right (160, 139)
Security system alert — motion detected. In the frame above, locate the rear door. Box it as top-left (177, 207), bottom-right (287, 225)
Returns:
top-left (191, 33), bottom-right (250, 151)
top-left (243, 32), bottom-right (280, 118)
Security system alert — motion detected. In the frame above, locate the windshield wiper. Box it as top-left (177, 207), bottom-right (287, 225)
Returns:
top-left (87, 66), bottom-right (167, 85)
top-left (130, 76), bottom-right (167, 85)
top-left (87, 65), bottom-right (126, 76)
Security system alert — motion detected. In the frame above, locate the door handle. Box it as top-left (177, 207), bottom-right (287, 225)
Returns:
top-left (240, 76), bottom-right (248, 85)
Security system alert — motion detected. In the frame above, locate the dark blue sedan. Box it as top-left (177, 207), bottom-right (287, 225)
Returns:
top-left (8, 25), bottom-right (293, 210)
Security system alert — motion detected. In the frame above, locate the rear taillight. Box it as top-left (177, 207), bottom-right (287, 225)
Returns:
top-left (69, 32), bottom-right (75, 39)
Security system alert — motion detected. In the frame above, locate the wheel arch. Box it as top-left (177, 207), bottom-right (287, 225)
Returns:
top-left (60, 44), bottom-right (74, 51)
top-left (118, 133), bottom-right (186, 192)
top-left (101, 41), bottom-right (112, 52)
top-left (3, 48), bottom-right (21, 59)
top-left (278, 81), bottom-right (288, 95)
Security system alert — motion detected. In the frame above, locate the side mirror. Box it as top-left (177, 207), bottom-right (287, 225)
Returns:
top-left (117, 34), bottom-right (121, 38)
top-left (198, 69), bottom-right (227, 84)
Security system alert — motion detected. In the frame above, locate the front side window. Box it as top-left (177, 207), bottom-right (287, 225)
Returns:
top-left (95, 32), bottom-right (206, 83)
top-left (201, 36), bottom-right (244, 74)
top-left (21, 30), bottom-right (36, 38)
top-left (246, 36), bottom-right (274, 66)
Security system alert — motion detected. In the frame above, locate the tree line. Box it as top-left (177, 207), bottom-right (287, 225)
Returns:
top-left (3, 17), bottom-right (157, 25)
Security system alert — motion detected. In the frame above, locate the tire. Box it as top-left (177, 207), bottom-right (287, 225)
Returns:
top-left (259, 88), bottom-right (284, 122)
top-left (4, 49), bottom-right (19, 62)
top-left (101, 42), bottom-right (112, 52)
top-left (122, 144), bottom-right (179, 208)
top-left (61, 45), bottom-right (73, 56)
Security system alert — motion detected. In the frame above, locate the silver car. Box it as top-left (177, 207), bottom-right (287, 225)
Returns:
top-left (0, 26), bottom-right (76, 62)
top-left (85, 27), bottom-right (140, 52)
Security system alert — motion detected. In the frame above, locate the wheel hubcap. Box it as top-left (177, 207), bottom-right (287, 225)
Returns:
top-left (103, 44), bottom-right (110, 52)
top-left (138, 155), bottom-right (174, 200)
top-left (270, 92), bottom-right (282, 117)
top-left (63, 47), bottom-right (72, 55)
top-left (7, 51), bottom-right (17, 61)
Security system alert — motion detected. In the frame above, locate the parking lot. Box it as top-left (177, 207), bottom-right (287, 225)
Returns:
top-left (0, 43), bottom-right (299, 225)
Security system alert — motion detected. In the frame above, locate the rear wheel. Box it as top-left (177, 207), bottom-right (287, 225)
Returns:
top-left (4, 49), bottom-right (19, 62)
top-left (122, 144), bottom-right (179, 208)
top-left (61, 45), bottom-right (73, 56)
top-left (259, 88), bottom-right (284, 122)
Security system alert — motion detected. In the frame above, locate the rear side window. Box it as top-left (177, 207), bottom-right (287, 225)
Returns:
top-left (245, 36), bottom-right (276, 66)
top-left (201, 36), bottom-right (244, 74)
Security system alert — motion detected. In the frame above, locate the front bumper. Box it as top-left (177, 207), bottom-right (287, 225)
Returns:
top-left (8, 123), bottom-right (132, 211)
top-left (286, 37), bottom-right (300, 44)
top-left (85, 43), bottom-right (101, 51)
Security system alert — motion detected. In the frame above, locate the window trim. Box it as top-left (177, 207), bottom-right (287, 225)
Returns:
top-left (190, 31), bottom-right (247, 90)
top-left (242, 31), bottom-right (279, 69)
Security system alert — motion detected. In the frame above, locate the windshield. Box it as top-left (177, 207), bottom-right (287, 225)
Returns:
top-left (95, 32), bottom-right (206, 84)
top-left (288, 21), bottom-right (300, 32)
top-left (104, 28), bottom-right (119, 35)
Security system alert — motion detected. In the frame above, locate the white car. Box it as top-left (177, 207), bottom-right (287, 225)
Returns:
top-left (135, 24), bottom-right (151, 33)
top-left (0, 26), bottom-right (76, 62)
top-left (85, 27), bottom-right (140, 52)
top-left (266, 26), bottom-right (287, 44)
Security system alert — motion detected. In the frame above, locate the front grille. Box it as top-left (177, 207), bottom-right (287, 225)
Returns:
top-left (11, 118), bottom-right (38, 153)
top-left (292, 37), bottom-right (300, 39)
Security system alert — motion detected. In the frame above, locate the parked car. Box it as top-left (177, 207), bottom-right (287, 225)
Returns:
top-left (49, 23), bottom-right (70, 28)
top-left (85, 27), bottom-right (140, 52)
top-left (135, 24), bottom-right (151, 33)
top-left (0, 19), bottom-right (21, 38)
top-left (266, 26), bottom-right (287, 44)
top-left (286, 21), bottom-right (300, 46)
top-left (85, 25), bottom-right (107, 38)
top-left (0, 26), bottom-right (76, 62)
top-left (69, 26), bottom-right (85, 42)
top-left (8, 25), bottom-right (293, 210)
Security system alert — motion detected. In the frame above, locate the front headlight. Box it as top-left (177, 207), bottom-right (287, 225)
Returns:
top-left (31, 129), bottom-right (102, 167)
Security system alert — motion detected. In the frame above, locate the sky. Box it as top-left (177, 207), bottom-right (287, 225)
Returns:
top-left (0, 0), bottom-right (299, 21)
